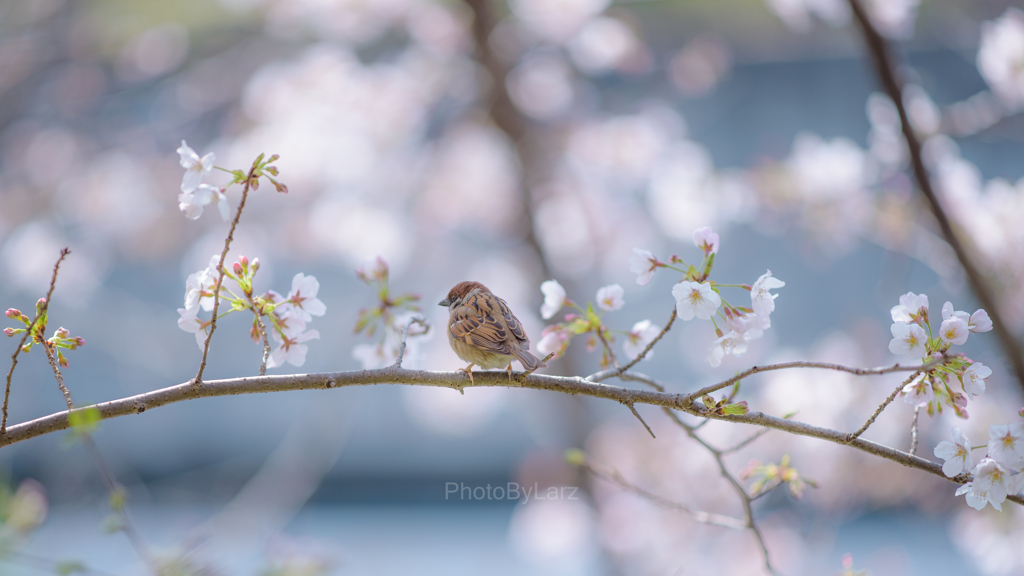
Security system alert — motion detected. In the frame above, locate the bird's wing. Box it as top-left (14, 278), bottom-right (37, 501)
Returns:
top-left (449, 292), bottom-right (513, 355)
top-left (495, 297), bottom-right (531, 351)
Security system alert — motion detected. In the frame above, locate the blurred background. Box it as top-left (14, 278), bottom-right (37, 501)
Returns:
top-left (0, 0), bottom-right (1023, 573)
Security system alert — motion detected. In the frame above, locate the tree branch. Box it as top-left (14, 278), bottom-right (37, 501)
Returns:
top-left (589, 308), bottom-right (676, 382)
top-left (663, 408), bottom-right (780, 576)
top-left (195, 160), bottom-right (260, 384)
top-left (3, 248), bottom-right (69, 434)
top-left (581, 462), bottom-right (747, 530)
top-left (683, 358), bottom-right (941, 405)
top-left (847, 0), bottom-right (1024, 395)
top-left (3, 364), bottom-right (1018, 506)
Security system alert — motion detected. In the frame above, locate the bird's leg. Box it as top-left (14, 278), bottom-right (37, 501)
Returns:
top-left (505, 362), bottom-right (513, 382)
top-left (459, 363), bottom-right (476, 385)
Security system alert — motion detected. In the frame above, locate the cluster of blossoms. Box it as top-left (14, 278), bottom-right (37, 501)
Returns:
top-left (887, 293), bottom-right (993, 417)
top-left (633, 227), bottom-right (783, 367)
top-left (536, 227), bottom-right (783, 368)
top-left (935, 423), bottom-right (1024, 511)
top-left (537, 278), bottom-right (659, 367)
top-left (351, 257), bottom-right (427, 369)
top-left (536, 280), bottom-right (660, 368)
top-left (176, 141), bottom-right (288, 221)
top-left (176, 255), bottom-right (324, 368)
top-left (4, 300), bottom-right (84, 368)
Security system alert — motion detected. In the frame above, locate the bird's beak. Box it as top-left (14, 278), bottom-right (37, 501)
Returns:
top-left (438, 298), bottom-right (451, 307)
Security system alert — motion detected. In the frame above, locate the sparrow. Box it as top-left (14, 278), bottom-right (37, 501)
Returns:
top-left (439, 281), bottom-right (546, 384)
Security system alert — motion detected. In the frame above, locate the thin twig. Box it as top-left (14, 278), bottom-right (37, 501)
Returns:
top-left (2, 248), bottom-right (69, 434)
top-left (722, 429), bottom-right (773, 455)
top-left (42, 345), bottom-right (73, 410)
top-left (582, 463), bottom-right (747, 530)
top-left (595, 327), bottom-right (619, 369)
top-left (684, 358), bottom-right (942, 408)
top-left (391, 316), bottom-right (426, 369)
top-left (1, 366), bottom-right (1021, 507)
top-left (79, 436), bottom-right (154, 570)
top-left (195, 160), bottom-right (260, 385)
top-left (4, 551), bottom-right (123, 576)
top-left (589, 308), bottom-right (676, 382)
top-left (662, 408), bottom-right (780, 576)
top-left (246, 297), bottom-right (272, 377)
top-left (910, 405), bottom-right (921, 455)
top-left (627, 403), bottom-right (655, 438)
top-left (619, 371), bottom-right (666, 392)
top-left (847, 0), bottom-right (1024, 395)
top-left (42, 341), bottom-right (154, 570)
top-left (846, 370), bottom-right (923, 442)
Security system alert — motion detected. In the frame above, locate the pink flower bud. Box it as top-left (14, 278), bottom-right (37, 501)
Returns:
top-left (5, 308), bottom-right (21, 319)
top-left (74, 337), bottom-right (85, 347)
top-left (240, 255), bottom-right (248, 267)
top-left (950, 392), bottom-right (967, 407)
top-left (58, 353), bottom-right (69, 369)
top-left (55, 327), bottom-right (69, 339)
top-left (3, 328), bottom-right (15, 337)
top-left (266, 154), bottom-right (280, 164)
top-left (233, 262), bottom-right (243, 275)
top-left (251, 258), bottom-right (260, 272)
top-left (1018, 407), bottom-right (1024, 419)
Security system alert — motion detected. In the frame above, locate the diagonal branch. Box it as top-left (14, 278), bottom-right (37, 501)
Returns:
top-left (589, 308), bottom-right (677, 382)
top-left (847, 0), bottom-right (1024, 395)
top-left (581, 462), bottom-right (747, 530)
top-left (663, 408), bottom-right (779, 576)
top-left (195, 160), bottom-right (260, 384)
top-left (3, 248), bottom-right (69, 434)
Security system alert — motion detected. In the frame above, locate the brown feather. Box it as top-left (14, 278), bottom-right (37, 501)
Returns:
top-left (443, 281), bottom-right (546, 372)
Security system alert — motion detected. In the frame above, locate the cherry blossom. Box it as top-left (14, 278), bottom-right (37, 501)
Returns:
top-left (935, 426), bottom-right (974, 477)
top-left (890, 292), bottom-right (928, 324)
top-left (964, 458), bottom-right (1012, 510)
top-left (956, 481), bottom-right (1004, 511)
top-left (537, 326), bottom-right (571, 357)
top-left (707, 330), bottom-right (748, 367)
top-left (672, 281), bottom-right (721, 321)
top-left (178, 184), bottom-right (229, 222)
top-left (750, 270), bottom-right (784, 322)
top-left (287, 273), bottom-right (327, 322)
top-left (177, 140), bottom-right (215, 193)
top-left (692, 227), bottom-right (719, 255)
top-left (724, 310), bottom-right (765, 340)
top-left (596, 284), bottom-right (625, 312)
top-left (623, 320), bottom-right (660, 361)
top-left (962, 362), bottom-right (991, 397)
top-left (939, 316), bottom-right (969, 346)
top-left (902, 374), bottom-right (934, 406)
top-left (176, 307), bottom-right (208, 350)
top-left (540, 280), bottom-right (567, 320)
top-left (628, 248), bottom-right (660, 286)
top-left (941, 301), bottom-right (970, 323)
top-left (988, 423), bottom-right (1024, 469)
top-left (267, 327), bottom-right (320, 368)
top-left (969, 309), bottom-right (993, 333)
top-left (183, 255), bottom-right (222, 313)
top-left (888, 322), bottom-right (926, 356)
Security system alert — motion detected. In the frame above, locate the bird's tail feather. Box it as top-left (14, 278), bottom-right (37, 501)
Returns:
top-left (515, 350), bottom-right (546, 372)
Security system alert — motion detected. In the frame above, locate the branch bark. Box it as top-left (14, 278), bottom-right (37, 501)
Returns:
top-left (3, 364), bottom-right (1019, 506)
